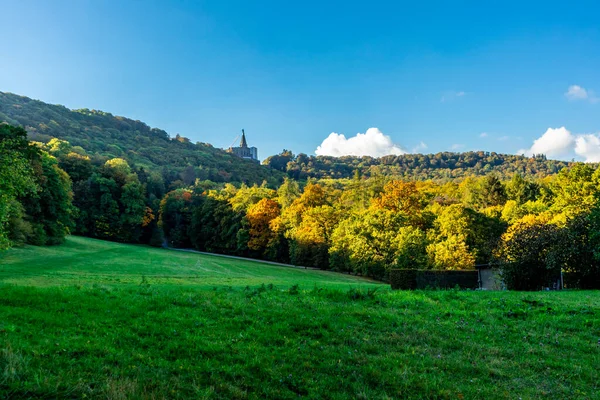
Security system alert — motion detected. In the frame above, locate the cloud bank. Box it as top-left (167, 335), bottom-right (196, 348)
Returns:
top-left (315, 128), bottom-right (407, 157)
top-left (519, 127), bottom-right (600, 162)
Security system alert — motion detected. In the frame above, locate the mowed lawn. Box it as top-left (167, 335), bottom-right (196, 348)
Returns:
top-left (0, 238), bottom-right (599, 399)
top-left (0, 236), bottom-right (380, 289)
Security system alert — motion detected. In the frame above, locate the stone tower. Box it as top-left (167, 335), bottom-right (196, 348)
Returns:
top-left (227, 129), bottom-right (258, 162)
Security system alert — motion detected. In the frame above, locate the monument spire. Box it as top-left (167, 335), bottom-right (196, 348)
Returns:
top-left (240, 129), bottom-right (248, 148)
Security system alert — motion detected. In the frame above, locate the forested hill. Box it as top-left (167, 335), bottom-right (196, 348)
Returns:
top-left (1, 90), bottom-right (578, 185)
top-left (265, 151), bottom-right (576, 181)
top-left (0, 91), bottom-right (282, 185)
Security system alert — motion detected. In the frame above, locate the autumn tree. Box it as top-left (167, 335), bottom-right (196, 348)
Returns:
top-left (229, 183), bottom-right (276, 212)
top-left (289, 205), bottom-right (340, 268)
top-left (282, 183), bottom-right (330, 267)
top-left (246, 198), bottom-right (280, 252)
top-left (426, 204), bottom-right (475, 269)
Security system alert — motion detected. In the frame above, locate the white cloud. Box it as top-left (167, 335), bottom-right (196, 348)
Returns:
top-left (450, 144), bottom-right (465, 150)
top-left (518, 127), bottom-right (600, 162)
top-left (498, 135), bottom-right (510, 141)
top-left (479, 132), bottom-right (489, 138)
top-left (315, 128), bottom-right (407, 157)
top-left (412, 141), bottom-right (428, 153)
top-left (574, 134), bottom-right (600, 162)
top-left (518, 127), bottom-right (574, 158)
top-left (565, 85), bottom-right (598, 103)
top-left (565, 85), bottom-right (589, 101)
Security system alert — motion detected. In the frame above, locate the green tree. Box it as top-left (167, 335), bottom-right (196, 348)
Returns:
top-left (189, 195), bottom-right (244, 254)
top-left (19, 151), bottom-right (74, 245)
top-left (506, 173), bottom-right (539, 204)
top-left (329, 208), bottom-right (420, 279)
top-left (276, 178), bottom-right (300, 208)
top-left (72, 158), bottom-right (146, 243)
top-left (549, 163), bottom-right (599, 220)
top-left (497, 218), bottom-right (563, 290)
top-left (0, 124), bottom-right (39, 248)
top-left (158, 189), bottom-right (194, 247)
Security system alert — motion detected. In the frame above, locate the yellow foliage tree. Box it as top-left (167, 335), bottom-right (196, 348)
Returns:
top-left (246, 198), bottom-right (280, 251)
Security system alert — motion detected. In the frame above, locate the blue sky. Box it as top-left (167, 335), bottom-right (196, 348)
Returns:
top-left (2, 0), bottom-right (600, 160)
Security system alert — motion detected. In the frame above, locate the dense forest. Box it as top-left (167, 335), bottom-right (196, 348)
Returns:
top-left (2, 92), bottom-right (600, 290)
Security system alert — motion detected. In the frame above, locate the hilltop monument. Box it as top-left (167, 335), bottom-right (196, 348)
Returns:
top-left (227, 129), bottom-right (258, 162)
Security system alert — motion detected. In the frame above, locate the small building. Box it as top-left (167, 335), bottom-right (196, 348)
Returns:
top-left (475, 264), bottom-right (505, 290)
top-left (227, 129), bottom-right (258, 162)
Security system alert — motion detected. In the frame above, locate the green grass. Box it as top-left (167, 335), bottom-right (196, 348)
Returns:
top-left (0, 236), bottom-right (379, 289)
top-left (0, 237), bottom-right (599, 399)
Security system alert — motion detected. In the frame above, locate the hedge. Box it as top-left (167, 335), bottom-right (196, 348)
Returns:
top-left (390, 269), bottom-right (479, 290)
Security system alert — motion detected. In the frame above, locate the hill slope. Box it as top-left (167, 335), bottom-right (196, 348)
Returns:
top-left (0, 236), bottom-right (376, 288)
top-left (0, 237), bottom-right (598, 398)
top-left (0, 91), bottom-right (282, 185)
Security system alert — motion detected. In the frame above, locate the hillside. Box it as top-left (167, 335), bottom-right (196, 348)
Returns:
top-left (1, 91), bottom-right (580, 186)
top-left (1, 238), bottom-right (599, 398)
top-left (0, 91), bottom-right (283, 185)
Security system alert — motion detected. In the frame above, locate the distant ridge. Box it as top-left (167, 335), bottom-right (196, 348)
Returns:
top-left (0, 91), bottom-right (282, 185)
top-left (263, 150), bottom-right (576, 181)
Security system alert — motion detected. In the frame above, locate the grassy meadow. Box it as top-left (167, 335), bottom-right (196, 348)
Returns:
top-left (0, 237), bottom-right (599, 399)
top-left (0, 236), bottom-right (377, 289)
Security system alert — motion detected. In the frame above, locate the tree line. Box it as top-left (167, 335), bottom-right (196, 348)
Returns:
top-left (2, 121), bottom-right (600, 290)
top-left (157, 170), bottom-right (600, 290)
top-left (263, 150), bottom-right (574, 181)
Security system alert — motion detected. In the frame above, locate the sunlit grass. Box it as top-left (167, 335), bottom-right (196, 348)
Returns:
top-left (0, 236), bottom-right (379, 289)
